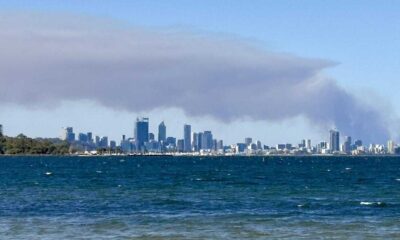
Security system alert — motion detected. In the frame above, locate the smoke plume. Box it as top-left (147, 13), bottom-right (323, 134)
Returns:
top-left (0, 13), bottom-right (391, 143)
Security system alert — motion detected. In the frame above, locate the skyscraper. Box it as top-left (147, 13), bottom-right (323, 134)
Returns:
top-left (177, 139), bottom-right (184, 152)
top-left (192, 132), bottom-right (198, 151)
top-left (387, 140), bottom-right (395, 154)
top-left (78, 133), bottom-right (88, 142)
top-left (135, 117), bottom-right (149, 151)
top-left (197, 132), bottom-right (203, 150)
top-left (329, 129), bottom-right (340, 152)
top-left (149, 132), bottom-right (155, 141)
top-left (202, 131), bottom-right (213, 150)
top-left (0, 124), bottom-right (3, 136)
top-left (183, 124), bottom-right (191, 152)
top-left (61, 127), bottom-right (75, 142)
top-left (158, 121), bottom-right (166, 142)
top-left (245, 138), bottom-right (252, 146)
top-left (306, 139), bottom-right (312, 149)
top-left (87, 132), bottom-right (93, 142)
top-left (343, 136), bottom-right (352, 154)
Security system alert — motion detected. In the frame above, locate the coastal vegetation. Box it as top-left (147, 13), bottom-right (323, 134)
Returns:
top-left (0, 133), bottom-right (70, 155)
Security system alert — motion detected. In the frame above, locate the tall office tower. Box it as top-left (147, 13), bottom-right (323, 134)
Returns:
top-left (245, 138), bottom-right (252, 146)
top-left (166, 137), bottom-right (177, 147)
top-left (343, 136), bottom-right (352, 154)
top-left (100, 136), bottom-right (108, 148)
top-left (192, 132), bottom-right (198, 151)
top-left (329, 129), bottom-right (340, 152)
top-left (177, 139), bottom-right (184, 152)
top-left (61, 127), bottom-right (75, 142)
top-left (183, 124), bottom-right (192, 152)
top-left (158, 121), bottom-right (166, 142)
top-left (256, 140), bottom-right (262, 150)
top-left (212, 139), bottom-right (218, 151)
top-left (149, 132), bottom-right (155, 141)
top-left (78, 133), bottom-right (88, 142)
top-left (301, 139), bottom-right (306, 148)
top-left (306, 139), bottom-right (312, 149)
top-left (0, 124), bottom-right (3, 136)
top-left (87, 132), bottom-right (93, 142)
top-left (95, 136), bottom-right (100, 146)
top-left (354, 139), bottom-right (363, 147)
top-left (197, 132), bottom-right (203, 150)
top-left (202, 131), bottom-right (213, 150)
top-left (135, 117), bottom-right (149, 151)
top-left (387, 140), bottom-right (395, 154)
top-left (217, 140), bottom-right (224, 150)
top-left (110, 141), bottom-right (117, 150)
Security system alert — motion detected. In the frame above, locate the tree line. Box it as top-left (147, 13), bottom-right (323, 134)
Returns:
top-left (0, 133), bottom-right (70, 155)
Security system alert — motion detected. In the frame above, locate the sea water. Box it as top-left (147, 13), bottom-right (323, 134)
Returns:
top-left (1, 156), bottom-right (400, 239)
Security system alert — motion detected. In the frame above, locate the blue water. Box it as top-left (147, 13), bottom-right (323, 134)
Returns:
top-left (1, 156), bottom-right (400, 239)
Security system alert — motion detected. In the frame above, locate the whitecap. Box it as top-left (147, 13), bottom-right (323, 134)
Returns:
top-left (345, 167), bottom-right (351, 170)
top-left (119, 159), bottom-right (125, 162)
top-left (96, 170), bottom-right (102, 174)
top-left (396, 179), bottom-right (400, 181)
top-left (45, 172), bottom-right (52, 176)
top-left (360, 201), bottom-right (385, 206)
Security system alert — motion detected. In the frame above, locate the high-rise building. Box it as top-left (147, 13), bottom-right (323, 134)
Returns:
top-left (158, 121), bottom-right (166, 142)
top-left (166, 137), bottom-right (176, 147)
top-left (87, 132), bottom-right (93, 142)
top-left (95, 136), bottom-right (100, 146)
top-left (183, 124), bottom-right (191, 152)
top-left (110, 140), bottom-right (116, 150)
top-left (343, 136), bottom-right (352, 154)
top-left (212, 139), bottom-right (218, 151)
top-left (245, 138), bottom-right (252, 146)
top-left (354, 139), bottom-right (363, 147)
top-left (99, 136), bottom-right (108, 148)
top-left (149, 132), bottom-right (155, 141)
top-left (329, 129), bottom-right (340, 152)
top-left (256, 140), bottom-right (262, 150)
top-left (78, 133), bottom-right (88, 142)
top-left (192, 132), bottom-right (198, 151)
top-left (61, 127), bottom-right (75, 142)
top-left (197, 132), bottom-right (203, 150)
top-left (177, 139), bottom-right (184, 152)
top-left (387, 140), bottom-right (395, 154)
top-left (217, 140), bottom-right (224, 150)
top-left (202, 131), bottom-right (213, 150)
top-left (306, 139), bottom-right (312, 149)
top-left (301, 139), bottom-right (306, 148)
top-left (0, 124), bottom-right (3, 136)
top-left (135, 117), bottom-right (149, 151)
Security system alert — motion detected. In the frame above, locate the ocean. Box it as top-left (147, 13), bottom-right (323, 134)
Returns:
top-left (0, 156), bottom-right (399, 239)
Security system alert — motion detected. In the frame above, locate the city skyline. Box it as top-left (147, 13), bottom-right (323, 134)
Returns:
top-left (46, 117), bottom-right (398, 155)
top-left (0, 1), bottom-right (400, 146)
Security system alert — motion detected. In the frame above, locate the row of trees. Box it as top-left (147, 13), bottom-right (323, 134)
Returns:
top-left (0, 133), bottom-right (70, 155)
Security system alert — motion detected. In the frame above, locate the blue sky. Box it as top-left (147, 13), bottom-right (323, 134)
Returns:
top-left (0, 1), bottom-right (399, 145)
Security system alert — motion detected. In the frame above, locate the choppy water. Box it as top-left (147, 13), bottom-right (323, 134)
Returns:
top-left (1, 156), bottom-right (400, 239)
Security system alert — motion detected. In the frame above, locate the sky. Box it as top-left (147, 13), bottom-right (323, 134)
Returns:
top-left (0, 0), bottom-right (399, 145)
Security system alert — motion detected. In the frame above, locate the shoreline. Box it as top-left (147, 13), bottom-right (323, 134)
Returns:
top-left (0, 154), bottom-right (399, 157)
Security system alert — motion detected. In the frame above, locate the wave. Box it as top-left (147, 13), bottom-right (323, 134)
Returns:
top-left (360, 201), bottom-right (387, 207)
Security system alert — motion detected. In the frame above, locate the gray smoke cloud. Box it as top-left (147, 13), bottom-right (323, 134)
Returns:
top-left (0, 13), bottom-right (391, 143)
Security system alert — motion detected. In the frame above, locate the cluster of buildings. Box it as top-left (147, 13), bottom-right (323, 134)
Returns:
top-left (60, 127), bottom-right (117, 151)
top-left (119, 118), bottom-right (224, 154)
top-left (58, 118), bottom-right (400, 156)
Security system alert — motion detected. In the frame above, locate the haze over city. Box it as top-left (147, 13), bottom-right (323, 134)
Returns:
top-left (0, 1), bottom-right (399, 146)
